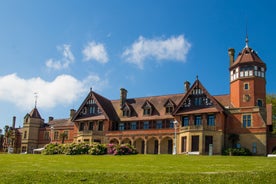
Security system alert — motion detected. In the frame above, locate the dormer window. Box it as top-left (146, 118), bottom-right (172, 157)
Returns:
top-left (123, 109), bottom-right (130, 117)
top-left (122, 105), bottom-right (131, 117)
top-left (142, 101), bottom-right (153, 116)
top-left (164, 99), bottom-right (175, 114)
top-left (143, 107), bottom-right (151, 115)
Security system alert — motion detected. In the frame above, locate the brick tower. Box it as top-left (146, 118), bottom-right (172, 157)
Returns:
top-left (229, 36), bottom-right (266, 108)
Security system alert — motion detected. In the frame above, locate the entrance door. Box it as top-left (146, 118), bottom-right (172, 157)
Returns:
top-left (205, 136), bottom-right (213, 153)
top-left (168, 139), bottom-right (173, 154)
top-left (192, 136), bottom-right (199, 151)
top-left (154, 140), bottom-right (158, 154)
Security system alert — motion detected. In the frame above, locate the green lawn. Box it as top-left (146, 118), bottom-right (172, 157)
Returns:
top-left (0, 154), bottom-right (275, 183)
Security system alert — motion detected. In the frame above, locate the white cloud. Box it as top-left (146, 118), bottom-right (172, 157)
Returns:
top-left (0, 73), bottom-right (107, 111)
top-left (122, 35), bottom-right (191, 69)
top-left (45, 44), bottom-right (75, 70)
top-left (82, 42), bottom-right (109, 63)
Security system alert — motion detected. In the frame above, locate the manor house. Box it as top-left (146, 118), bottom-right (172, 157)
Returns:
top-left (14, 38), bottom-right (276, 155)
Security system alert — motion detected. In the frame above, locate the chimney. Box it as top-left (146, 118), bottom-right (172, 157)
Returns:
top-left (12, 116), bottom-right (16, 129)
top-left (120, 88), bottom-right (128, 108)
top-left (228, 48), bottom-right (235, 66)
top-left (70, 109), bottom-right (76, 119)
top-left (184, 81), bottom-right (190, 93)
top-left (48, 116), bottom-right (54, 122)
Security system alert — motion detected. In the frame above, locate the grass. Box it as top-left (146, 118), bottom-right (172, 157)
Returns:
top-left (0, 154), bottom-right (276, 183)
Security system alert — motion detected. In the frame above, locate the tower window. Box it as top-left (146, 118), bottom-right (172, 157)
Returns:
top-left (244, 83), bottom-right (249, 90)
top-left (257, 99), bottom-right (263, 107)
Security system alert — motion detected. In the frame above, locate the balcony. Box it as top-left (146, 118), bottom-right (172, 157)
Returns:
top-left (180, 125), bottom-right (216, 132)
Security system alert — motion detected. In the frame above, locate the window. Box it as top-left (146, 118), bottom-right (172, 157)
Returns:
top-left (54, 131), bottom-right (59, 140)
top-left (89, 106), bottom-right (96, 114)
top-left (207, 115), bottom-right (215, 126)
top-left (23, 131), bottom-right (27, 139)
top-left (143, 121), bottom-right (149, 129)
top-left (252, 142), bottom-right (257, 154)
top-left (143, 108), bottom-right (151, 115)
top-left (123, 109), bottom-right (130, 117)
top-left (89, 122), bottom-right (94, 130)
top-left (156, 120), bottom-right (162, 129)
top-left (242, 114), bottom-right (251, 128)
top-left (79, 123), bottom-right (84, 131)
top-left (166, 105), bottom-right (174, 113)
top-left (44, 131), bottom-right (50, 140)
top-left (169, 120), bottom-right (174, 128)
top-left (98, 121), bottom-right (104, 131)
top-left (194, 98), bottom-right (202, 106)
top-left (194, 116), bottom-right (202, 126)
top-left (131, 122), bottom-right (137, 130)
top-left (244, 83), bottom-right (249, 90)
top-left (257, 99), bottom-right (263, 107)
top-left (182, 116), bottom-right (189, 127)
top-left (119, 123), bottom-right (125, 131)
top-left (63, 131), bottom-right (69, 140)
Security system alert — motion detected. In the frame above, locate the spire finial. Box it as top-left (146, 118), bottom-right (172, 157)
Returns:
top-left (34, 92), bottom-right (38, 108)
top-left (245, 19), bottom-right (249, 48)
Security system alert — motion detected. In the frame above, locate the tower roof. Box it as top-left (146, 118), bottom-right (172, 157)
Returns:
top-left (230, 38), bottom-right (266, 69)
top-left (29, 107), bottom-right (42, 119)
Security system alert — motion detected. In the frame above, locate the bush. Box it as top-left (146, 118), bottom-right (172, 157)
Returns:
top-left (42, 143), bottom-right (65, 155)
top-left (42, 142), bottom-right (138, 156)
top-left (223, 147), bottom-right (252, 156)
top-left (88, 143), bottom-right (107, 155)
top-left (107, 144), bottom-right (138, 155)
top-left (64, 143), bottom-right (90, 155)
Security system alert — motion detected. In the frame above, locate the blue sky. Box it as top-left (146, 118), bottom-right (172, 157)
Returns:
top-left (0, 0), bottom-right (275, 129)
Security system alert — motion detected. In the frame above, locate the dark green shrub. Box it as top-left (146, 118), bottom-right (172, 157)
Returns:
top-left (223, 147), bottom-right (252, 156)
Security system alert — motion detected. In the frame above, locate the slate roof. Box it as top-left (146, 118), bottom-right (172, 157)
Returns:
top-left (29, 107), bottom-right (42, 119)
top-left (230, 46), bottom-right (266, 69)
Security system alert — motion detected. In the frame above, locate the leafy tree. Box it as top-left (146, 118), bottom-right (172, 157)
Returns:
top-left (267, 94), bottom-right (276, 132)
top-left (59, 132), bottom-right (68, 144)
top-left (228, 133), bottom-right (239, 148)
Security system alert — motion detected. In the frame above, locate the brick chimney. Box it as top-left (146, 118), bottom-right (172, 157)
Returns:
top-left (228, 48), bottom-right (235, 66)
top-left (70, 109), bottom-right (76, 119)
top-left (48, 116), bottom-right (54, 122)
top-left (12, 116), bottom-right (16, 129)
top-left (120, 88), bottom-right (128, 108)
top-left (184, 81), bottom-right (190, 93)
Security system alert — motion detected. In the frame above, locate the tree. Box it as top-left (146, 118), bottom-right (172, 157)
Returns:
top-left (267, 94), bottom-right (276, 133)
top-left (228, 133), bottom-right (240, 148)
top-left (60, 132), bottom-right (68, 144)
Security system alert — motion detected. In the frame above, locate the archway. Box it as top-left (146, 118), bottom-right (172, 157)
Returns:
top-left (109, 138), bottom-right (119, 144)
top-left (121, 138), bottom-right (132, 145)
top-left (147, 137), bottom-right (159, 154)
top-left (160, 136), bottom-right (173, 154)
top-left (134, 138), bottom-right (145, 154)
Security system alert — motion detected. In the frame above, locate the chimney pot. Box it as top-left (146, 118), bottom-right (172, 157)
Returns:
top-left (120, 88), bottom-right (128, 108)
top-left (48, 116), bottom-right (54, 122)
top-left (184, 81), bottom-right (190, 93)
top-left (228, 48), bottom-right (235, 66)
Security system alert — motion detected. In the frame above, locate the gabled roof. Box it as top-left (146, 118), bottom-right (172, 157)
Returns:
top-left (174, 79), bottom-right (224, 115)
top-left (29, 107), bottom-right (42, 119)
top-left (72, 90), bottom-right (118, 122)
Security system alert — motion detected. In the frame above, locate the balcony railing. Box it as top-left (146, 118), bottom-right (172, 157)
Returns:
top-left (181, 125), bottom-right (216, 131)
